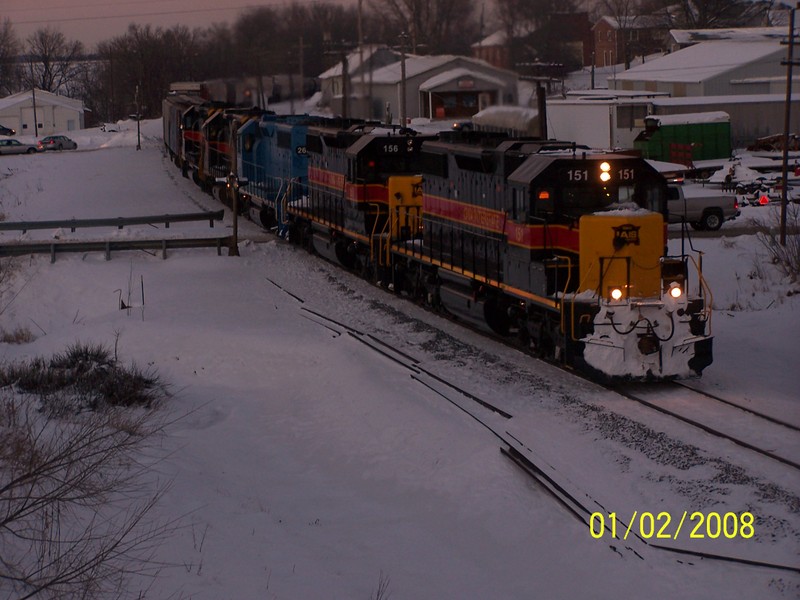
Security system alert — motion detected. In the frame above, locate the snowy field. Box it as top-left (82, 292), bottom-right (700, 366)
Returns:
top-left (0, 121), bottom-right (798, 599)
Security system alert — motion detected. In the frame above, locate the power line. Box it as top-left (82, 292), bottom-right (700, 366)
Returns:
top-left (9, 0), bottom-right (347, 26)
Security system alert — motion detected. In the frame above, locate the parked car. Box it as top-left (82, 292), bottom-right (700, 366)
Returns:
top-left (0, 125), bottom-right (16, 136)
top-left (0, 139), bottom-right (43, 155)
top-left (41, 135), bottom-right (78, 150)
top-left (667, 183), bottom-right (740, 231)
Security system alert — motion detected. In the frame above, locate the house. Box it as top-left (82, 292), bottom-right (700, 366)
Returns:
top-left (473, 16), bottom-right (593, 71)
top-left (471, 30), bottom-right (512, 70)
top-left (319, 50), bottom-right (518, 124)
top-left (353, 55), bottom-right (518, 124)
top-left (317, 45), bottom-right (405, 118)
top-left (0, 89), bottom-right (85, 136)
top-left (608, 39), bottom-right (794, 97)
top-left (592, 15), bottom-right (669, 68)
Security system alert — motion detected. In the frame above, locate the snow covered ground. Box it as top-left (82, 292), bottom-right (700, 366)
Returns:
top-left (1, 121), bottom-right (798, 599)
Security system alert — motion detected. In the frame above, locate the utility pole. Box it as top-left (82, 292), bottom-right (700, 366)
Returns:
top-left (399, 31), bottom-right (409, 128)
top-left (780, 2), bottom-right (799, 247)
top-left (135, 84), bottom-right (141, 151)
top-left (324, 39), bottom-right (355, 119)
top-left (31, 87), bottom-right (38, 138)
top-left (226, 114), bottom-right (240, 257)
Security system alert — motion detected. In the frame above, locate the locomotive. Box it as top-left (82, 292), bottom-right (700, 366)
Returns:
top-left (161, 95), bottom-right (713, 380)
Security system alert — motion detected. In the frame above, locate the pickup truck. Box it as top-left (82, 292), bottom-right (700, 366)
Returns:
top-left (666, 183), bottom-right (740, 231)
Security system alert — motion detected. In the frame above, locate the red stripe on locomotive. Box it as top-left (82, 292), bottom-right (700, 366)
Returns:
top-left (424, 194), bottom-right (580, 252)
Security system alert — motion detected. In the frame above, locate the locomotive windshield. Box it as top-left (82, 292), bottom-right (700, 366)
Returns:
top-left (542, 158), bottom-right (666, 219)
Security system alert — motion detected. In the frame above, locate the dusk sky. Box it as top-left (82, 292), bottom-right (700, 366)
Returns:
top-left (3, 0), bottom-right (357, 50)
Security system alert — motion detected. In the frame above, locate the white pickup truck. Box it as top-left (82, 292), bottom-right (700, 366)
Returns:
top-left (667, 183), bottom-right (740, 231)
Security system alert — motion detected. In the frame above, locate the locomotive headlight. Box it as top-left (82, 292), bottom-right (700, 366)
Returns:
top-left (610, 287), bottom-right (623, 301)
top-left (599, 161), bottom-right (612, 182)
top-left (668, 282), bottom-right (683, 299)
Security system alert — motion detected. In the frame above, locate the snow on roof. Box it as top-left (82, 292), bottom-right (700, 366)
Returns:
top-left (565, 89), bottom-right (669, 99)
top-left (418, 68), bottom-right (508, 91)
top-left (594, 14), bottom-right (668, 30)
top-left (367, 55), bottom-right (453, 85)
top-left (472, 30), bottom-right (507, 47)
top-left (471, 105), bottom-right (538, 131)
top-left (318, 45), bottom-right (398, 79)
top-left (645, 111), bottom-right (730, 126)
top-left (368, 55), bottom-right (510, 86)
top-left (645, 159), bottom-right (689, 173)
top-left (651, 93), bottom-right (789, 106)
top-left (0, 89), bottom-right (84, 112)
top-left (669, 27), bottom-right (788, 45)
top-left (613, 40), bottom-right (784, 83)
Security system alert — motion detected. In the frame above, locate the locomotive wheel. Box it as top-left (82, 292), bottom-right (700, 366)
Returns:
top-left (484, 298), bottom-right (511, 336)
top-left (259, 208), bottom-right (277, 229)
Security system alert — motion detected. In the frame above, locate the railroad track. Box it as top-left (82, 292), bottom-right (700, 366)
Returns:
top-left (266, 273), bottom-right (800, 574)
top-left (613, 381), bottom-right (800, 471)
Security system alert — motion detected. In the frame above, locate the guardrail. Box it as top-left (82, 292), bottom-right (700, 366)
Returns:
top-left (0, 236), bottom-right (233, 262)
top-left (0, 210), bottom-right (225, 233)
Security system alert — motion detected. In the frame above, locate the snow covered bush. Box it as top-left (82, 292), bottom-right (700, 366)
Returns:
top-left (753, 203), bottom-right (800, 282)
top-left (0, 345), bottom-right (172, 599)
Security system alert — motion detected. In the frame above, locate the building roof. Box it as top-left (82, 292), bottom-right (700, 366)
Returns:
top-left (418, 67), bottom-right (508, 91)
top-left (593, 14), bottom-right (669, 31)
top-left (612, 40), bottom-right (784, 83)
top-left (669, 26), bottom-right (788, 45)
top-left (368, 55), bottom-right (515, 86)
top-left (0, 89), bottom-right (84, 112)
top-left (645, 111), bottom-right (730, 126)
top-left (318, 45), bottom-right (400, 79)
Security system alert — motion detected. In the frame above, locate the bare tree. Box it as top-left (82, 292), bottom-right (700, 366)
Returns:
top-left (493, 0), bottom-right (581, 68)
top-left (600, 0), bottom-right (645, 69)
top-left (367, 0), bottom-right (479, 54)
top-left (22, 27), bottom-right (84, 93)
top-left (647, 0), bottom-right (775, 29)
top-left (0, 19), bottom-right (21, 95)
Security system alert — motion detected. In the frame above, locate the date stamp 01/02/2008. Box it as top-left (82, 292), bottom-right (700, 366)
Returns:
top-left (589, 511), bottom-right (755, 542)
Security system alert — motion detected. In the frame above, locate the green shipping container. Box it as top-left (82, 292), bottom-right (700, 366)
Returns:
top-left (634, 112), bottom-right (732, 166)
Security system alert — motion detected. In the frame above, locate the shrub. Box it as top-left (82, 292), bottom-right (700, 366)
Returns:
top-left (0, 342), bottom-right (167, 413)
top-left (753, 204), bottom-right (800, 282)
top-left (0, 343), bottom-right (172, 599)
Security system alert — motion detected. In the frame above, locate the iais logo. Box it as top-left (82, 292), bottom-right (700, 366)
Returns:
top-left (612, 224), bottom-right (641, 249)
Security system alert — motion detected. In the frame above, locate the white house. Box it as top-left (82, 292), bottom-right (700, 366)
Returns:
top-left (318, 46), bottom-right (518, 124)
top-left (0, 89), bottom-right (85, 137)
top-left (353, 54), bottom-right (518, 124)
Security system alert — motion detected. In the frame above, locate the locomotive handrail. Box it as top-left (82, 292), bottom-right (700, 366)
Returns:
top-left (0, 210), bottom-right (225, 233)
top-left (687, 253), bottom-right (713, 333)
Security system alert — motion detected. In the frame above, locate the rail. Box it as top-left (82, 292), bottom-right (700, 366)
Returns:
top-left (0, 210), bottom-right (225, 233)
top-left (0, 236), bottom-right (232, 262)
